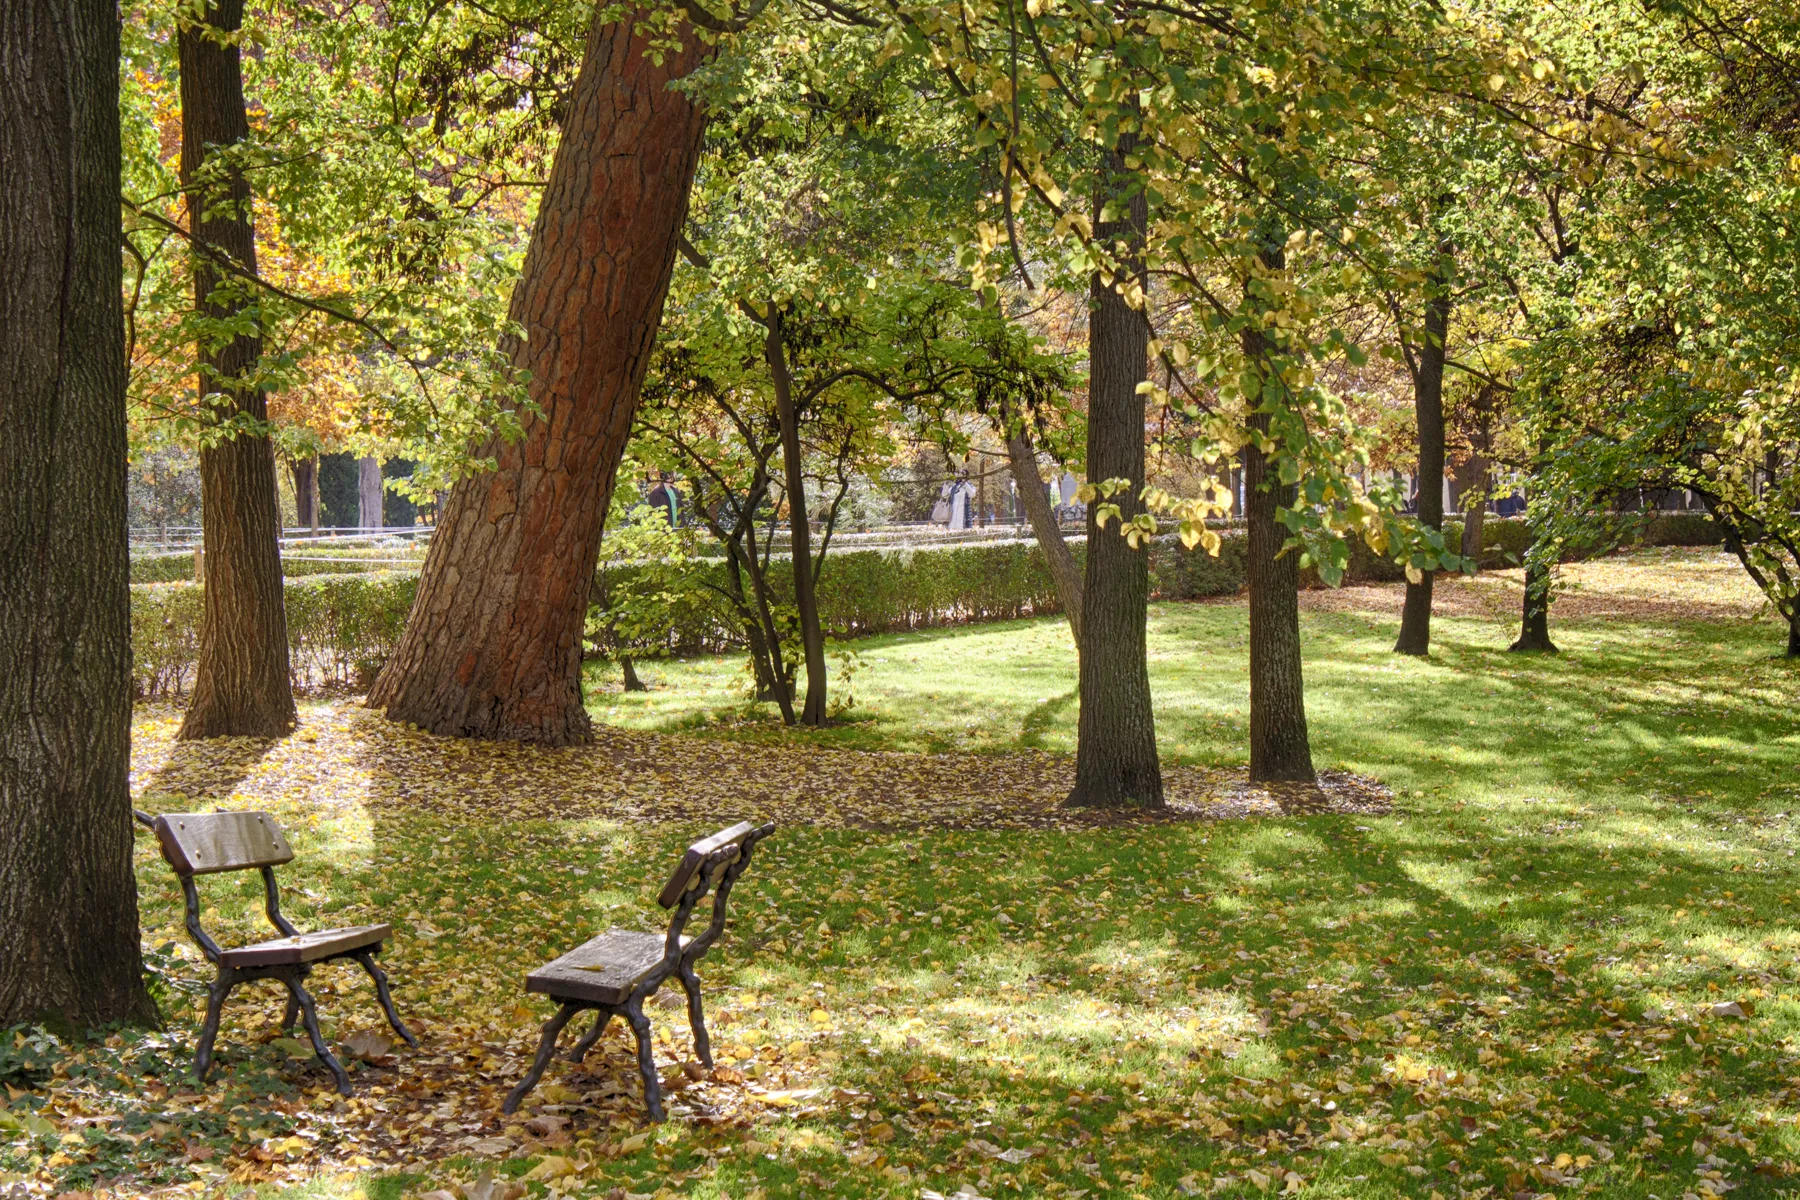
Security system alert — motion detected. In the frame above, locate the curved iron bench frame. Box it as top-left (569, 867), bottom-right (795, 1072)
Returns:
top-left (134, 808), bottom-right (416, 1095)
top-left (504, 821), bottom-right (775, 1121)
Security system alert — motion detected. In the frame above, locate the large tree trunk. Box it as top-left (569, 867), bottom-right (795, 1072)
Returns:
top-left (367, 12), bottom-right (708, 745)
top-left (1066, 137), bottom-right (1162, 809)
top-left (764, 312), bottom-right (829, 726)
top-left (176, 0), bottom-right (296, 740)
top-left (1394, 261), bottom-right (1451, 656)
top-left (1002, 407), bottom-right (1083, 649)
top-left (1241, 248), bottom-right (1315, 783)
top-left (357, 455), bottom-right (382, 530)
top-left (0, 0), bottom-right (159, 1030)
top-left (1788, 609), bottom-right (1800, 658)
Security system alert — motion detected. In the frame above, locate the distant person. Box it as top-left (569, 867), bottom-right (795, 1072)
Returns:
top-left (646, 478), bottom-right (677, 526)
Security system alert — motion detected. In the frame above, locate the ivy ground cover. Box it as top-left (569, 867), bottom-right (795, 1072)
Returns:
top-left (3, 551), bottom-right (1798, 1200)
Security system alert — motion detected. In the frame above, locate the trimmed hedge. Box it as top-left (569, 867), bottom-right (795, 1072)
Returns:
top-left (131, 572), bottom-right (416, 697)
top-left (127, 513), bottom-right (1722, 693)
top-left (130, 548), bottom-right (424, 583)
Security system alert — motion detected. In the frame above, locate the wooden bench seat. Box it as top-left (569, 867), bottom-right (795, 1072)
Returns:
top-left (526, 931), bottom-right (693, 1007)
top-left (504, 821), bottom-right (774, 1121)
top-left (218, 924), bottom-right (392, 968)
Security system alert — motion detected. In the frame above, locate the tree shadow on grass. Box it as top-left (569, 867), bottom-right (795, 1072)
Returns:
top-left (138, 730), bottom-right (283, 810)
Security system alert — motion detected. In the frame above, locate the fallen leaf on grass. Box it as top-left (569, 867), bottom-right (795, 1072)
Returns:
top-left (340, 1030), bottom-right (395, 1062)
top-left (464, 1169), bottom-right (526, 1200)
top-left (1709, 1000), bottom-right (1753, 1019)
top-left (522, 1155), bottom-right (577, 1182)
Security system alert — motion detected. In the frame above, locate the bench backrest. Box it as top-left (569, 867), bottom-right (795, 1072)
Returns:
top-left (658, 821), bottom-right (759, 908)
top-left (150, 811), bottom-right (295, 876)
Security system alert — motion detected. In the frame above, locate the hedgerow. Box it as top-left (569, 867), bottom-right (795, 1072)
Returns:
top-left (127, 516), bottom-right (1720, 693)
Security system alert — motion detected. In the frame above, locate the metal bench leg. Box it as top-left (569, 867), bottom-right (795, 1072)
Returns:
top-left (282, 975), bottom-right (351, 1096)
top-left (566, 1008), bottom-right (613, 1064)
top-left (676, 964), bottom-right (712, 1069)
top-left (504, 1002), bottom-right (577, 1114)
top-left (280, 992), bottom-right (299, 1032)
top-left (625, 1001), bottom-right (664, 1122)
top-left (194, 973), bottom-right (235, 1083)
top-left (352, 950), bottom-right (418, 1047)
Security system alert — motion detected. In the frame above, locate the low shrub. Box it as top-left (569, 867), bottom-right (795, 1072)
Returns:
top-left (131, 571), bottom-right (416, 697)
top-left (130, 552), bottom-right (197, 585)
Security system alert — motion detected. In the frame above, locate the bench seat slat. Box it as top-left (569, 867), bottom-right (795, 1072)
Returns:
top-left (216, 924), bottom-right (391, 968)
top-left (526, 930), bottom-right (691, 1006)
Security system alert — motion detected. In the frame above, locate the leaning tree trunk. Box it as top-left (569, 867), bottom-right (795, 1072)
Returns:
top-left (764, 312), bottom-right (829, 726)
top-left (176, 0), bottom-right (296, 740)
top-left (1002, 406), bottom-right (1083, 649)
top-left (1066, 136), bottom-right (1162, 809)
top-left (367, 13), bottom-right (708, 745)
top-left (0, 0), bottom-right (159, 1029)
top-left (1394, 263), bottom-right (1451, 656)
top-left (1241, 259), bottom-right (1315, 783)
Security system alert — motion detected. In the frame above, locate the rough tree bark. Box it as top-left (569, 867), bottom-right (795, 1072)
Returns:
top-left (1242, 246), bottom-right (1315, 783)
top-left (1511, 553), bottom-right (1559, 652)
top-left (357, 455), bottom-right (382, 530)
top-left (1394, 258), bottom-right (1451, 656)
top-left (1454, 453), bottom-right (1487, 563)
top-left (763, 312), bottom-right (829, 726)
top-left (291, 455), bottom-right (318, 532)
top-left (1066, 137), bottom-right (1162, 809)
top-left (367, 13), bottom-right (708, 744)
top-left (0, 0), bottom-right (159, 1029)
top-left (1001, 404), bottom-right (1083, 649)
top-left (176, 0), bottom-right (296, 740)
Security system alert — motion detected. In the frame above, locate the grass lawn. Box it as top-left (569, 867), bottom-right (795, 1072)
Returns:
top-left (6, 550), bottom-right (1800, 1200)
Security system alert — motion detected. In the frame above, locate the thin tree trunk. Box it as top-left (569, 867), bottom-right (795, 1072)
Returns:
top-left (1788, 609), bottom-right (1800, 658)
top-left (1511, 552), bottom-right (1558, 652)
top-left (1242, 246), bottom-right (1315, 783)
top-left (1001, 404), bottom-right (1082, 649)
top-left (0, 0), bottom-right (159, 1028)
top-left (764, 312), bottom-right (828, 726)
top-left (721, 537), bottom-right (782, 704)
top-left (1066, 135), bottom-right (1162, 809)
top-left (620, 656), bottom-right (646, 691)
top-left (176, 0), bottom-right (295, 740)
top-left (367, 12), bottom-right (708, 745)
top-left (291, 455), bottom-right (318, 531)
top-left (357, 455), bottom-right (382, 531)
top-left (1395, 257), bottom-right (1451, 656)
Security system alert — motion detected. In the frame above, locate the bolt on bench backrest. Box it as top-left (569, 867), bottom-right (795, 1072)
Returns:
top-left (136, 809), bottom-right (302, 963)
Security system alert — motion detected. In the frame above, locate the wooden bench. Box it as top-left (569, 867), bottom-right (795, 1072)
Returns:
top-left (504, 820), bottom-right (775, 1121)
top-left (134, 809), bottom-right (416, 1094)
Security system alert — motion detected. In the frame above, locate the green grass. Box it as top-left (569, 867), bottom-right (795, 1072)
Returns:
top-left (8, 554), bottom-right (1800, 1199)
top-left (588, 580), bottom-right (1798, 814)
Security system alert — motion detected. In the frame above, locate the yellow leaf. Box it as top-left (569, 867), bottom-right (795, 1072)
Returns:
top-left (524, 1154), bottom-right (578, 1181)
